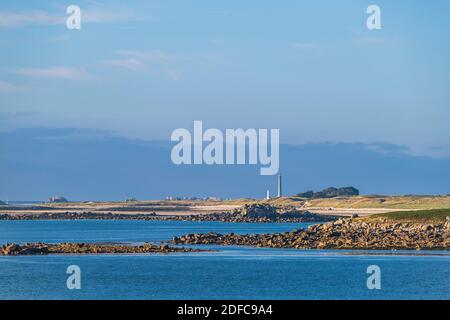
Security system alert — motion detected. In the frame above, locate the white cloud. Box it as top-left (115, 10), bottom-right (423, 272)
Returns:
top-left (0, 8), bottom-right (142, 28)
top-left (15, 67), bottom-right (93, 80)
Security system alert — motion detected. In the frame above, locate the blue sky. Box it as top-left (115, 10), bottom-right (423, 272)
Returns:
top-left (0, 1), bottom-right (450, 199)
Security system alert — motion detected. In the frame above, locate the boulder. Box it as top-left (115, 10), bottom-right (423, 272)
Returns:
top-left (48, 196), bottom-right (68, 203)
top-left (336, 187), bottom-right (359, 197)
top-left (241, 204), bottom-right (277, 219)
top-left (2, 244), bottom-right (20, 255)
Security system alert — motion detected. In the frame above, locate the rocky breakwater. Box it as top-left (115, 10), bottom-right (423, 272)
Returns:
top-left (1, 242), bottom-right (205, 255)
top-left (173, 218), bottom-right (450, 250)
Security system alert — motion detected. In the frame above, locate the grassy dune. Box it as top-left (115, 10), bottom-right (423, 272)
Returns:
top-left (367, 208), bottom-right (450, 223)
top-left (24, 195), bottom-right (450, 210)
top-left (264, 195), bottom-right (450, 210)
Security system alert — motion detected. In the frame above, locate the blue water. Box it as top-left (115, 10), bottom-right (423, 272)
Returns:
top-left (3, 201), bottom-right (43, 206)
top-left (0, 220), bottom-right (449, 300)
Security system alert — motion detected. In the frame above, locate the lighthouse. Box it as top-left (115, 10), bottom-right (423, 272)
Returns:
top-left (277, 175), bottom-right (282, 197)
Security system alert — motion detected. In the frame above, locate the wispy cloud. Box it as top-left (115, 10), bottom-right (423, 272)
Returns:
top-left (356, 37), bottom-right (386, 45)
top-left (165, 69), bottom-right (185, 81)
top-left (105, 49), bottom-right (227, 80)
top-left (0, 8), bottom-right (142, 28)
top-left (365, 142), bottom-right (409, 155)
top-left (104, 58), bottom-right (146, 71)
top-left (290, 42), bottom-right (320, 50)
top-left (82, 9), bottom-right (143, 24)
top-left (14, 67), bottom-right (93, 80)
top-left (0, 80), bottom-right (23, 92)
top-left (0, 11), bottom-right (63, 27)
top-left (116, 50), bottom-right (172, 63)
top-left (105, 50), bottom-right (185, 80)
top-left (47, 34), bottom-right (71, 43)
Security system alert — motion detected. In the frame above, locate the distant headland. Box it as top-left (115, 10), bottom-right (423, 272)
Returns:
top-left (1, 193), bottom-right (449, 252)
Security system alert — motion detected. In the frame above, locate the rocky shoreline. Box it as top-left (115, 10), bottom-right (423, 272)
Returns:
top-left (1, 242), bottom-right (205, 256)
top-left (172, 218), bottom-right (450, 250)
top-left (0, 212), bottom-right (160, 221)
top-left (0, 208), bottom-right (336, 223)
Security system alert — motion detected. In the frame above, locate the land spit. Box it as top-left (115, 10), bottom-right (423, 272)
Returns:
top-left (172, 218), bottom-right (450, 250)
top-left (1, 242), bottom-right (205, 256)
top-left (0, 210), bottom-right (336, 223)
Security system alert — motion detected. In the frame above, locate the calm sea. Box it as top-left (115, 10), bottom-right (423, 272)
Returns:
top-left (0, 220), bottom-right (448, 300)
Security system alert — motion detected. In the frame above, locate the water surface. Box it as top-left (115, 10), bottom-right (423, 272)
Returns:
top-left (0, 220), bottom-right (448, 300)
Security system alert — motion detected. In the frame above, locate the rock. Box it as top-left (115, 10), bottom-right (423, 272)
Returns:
top-left (1, 242), bottom-right (206, 255)
top-left (19, 246), bottom-right (48, 255)
top-left (172, 220), bottom-right (448, 251)
top-left (351, 213), bottom-right (359, 218)
top-left (48, 196), bottom-right (68, 203)
top-left (0, 205), bottom-right (337, 223)
top-left (421, 225), bottom-right (433, 232)
top-left (2, 244), bottom-right (20, 255)
top-left (241, 204), bottom-right (277, 219)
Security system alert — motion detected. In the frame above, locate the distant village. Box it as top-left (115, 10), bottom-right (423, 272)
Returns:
top-left (165, 196), bottom-right (226, 201)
